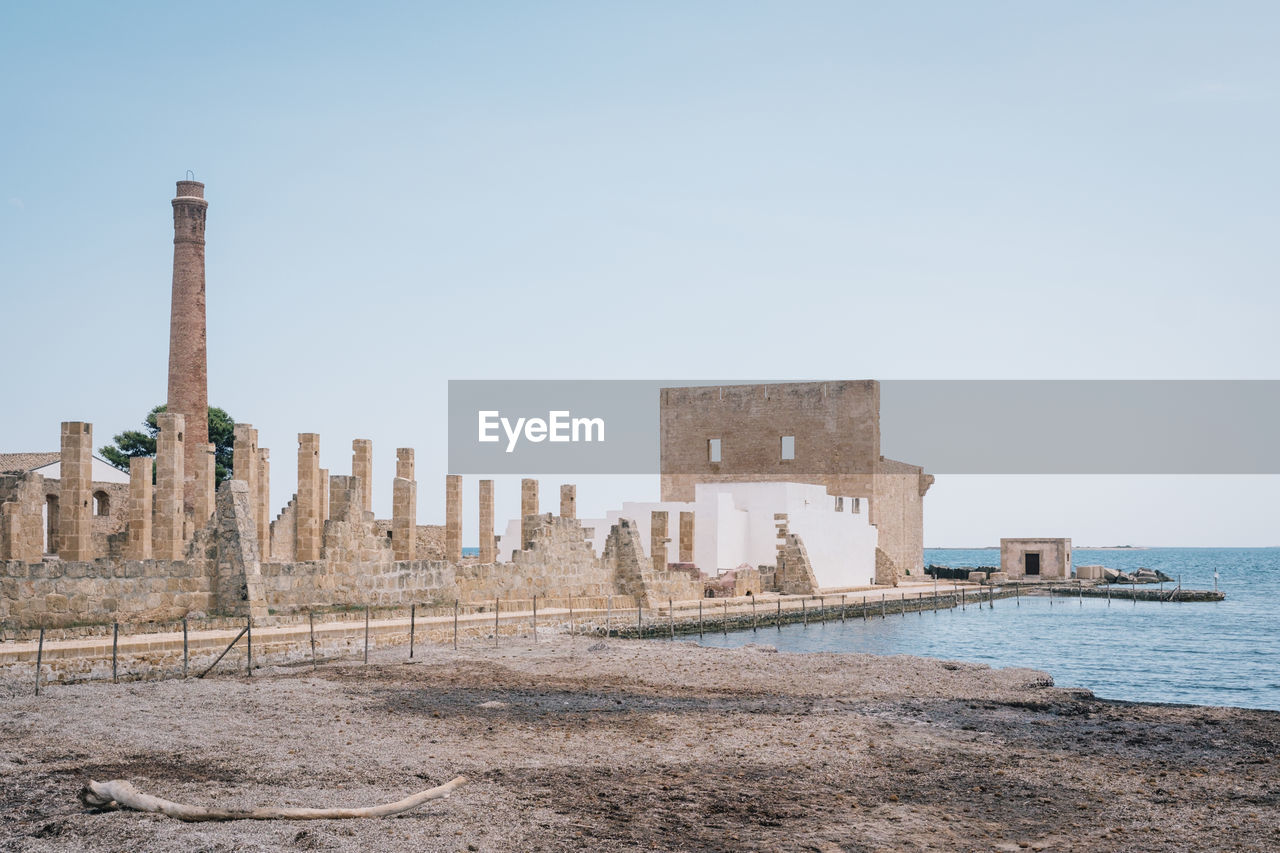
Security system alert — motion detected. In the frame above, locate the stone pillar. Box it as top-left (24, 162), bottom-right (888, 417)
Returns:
top-left (232, 425), bottom-right (258, 546)
top-left (559, 484), bottom-right (576, 520)
top-left (0, 504), bottom-right (22, 562)
top-left (679, 511), bottom-right (694, 563)
top-left (125, 456), bottom-right (153, 560)
top-left (295, 433), bottom-right (321, 561)
top-left (166, 179), bottom-right (210, 513)
top-left (650, 510), bottom-right (669, 572)
top-left (153, 413), bottom-right (186, 560)
top-left (520, 478), bottom-right (538, 549)
top-left (191, 442), bottom-right (216, 526)
top-left (352, 439), bottom-right (373, 520)
top-left (329, 474), bottom-right (362, 522)
top-left (478, 479), bottom-right (494, 563)
top-left (56, 421), bottom-right (93, 560)
top-left (257, 448), bottom-right (270, 555)
top-left (392, 448), bottom-right (416, 561)
top-left (319, 467), bottom-right (330, 523)
top-left (445, 474), bottom-right (462, 563)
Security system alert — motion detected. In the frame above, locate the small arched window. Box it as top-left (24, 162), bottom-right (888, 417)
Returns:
top-left (93, 490), bottom-right (110, 517)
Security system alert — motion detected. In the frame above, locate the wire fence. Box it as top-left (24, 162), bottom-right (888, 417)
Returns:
top-left (9, 578), bottom-right (1194, 696)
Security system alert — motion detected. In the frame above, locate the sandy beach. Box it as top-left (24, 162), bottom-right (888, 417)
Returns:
top-left (1, 635), bottom-right (1277, 852)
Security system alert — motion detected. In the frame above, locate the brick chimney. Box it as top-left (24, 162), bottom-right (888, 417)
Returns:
top-left (167, 179), bottom-right (209, 513)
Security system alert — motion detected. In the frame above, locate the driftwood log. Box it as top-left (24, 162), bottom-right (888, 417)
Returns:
top-left (78, 775), bottom-right (466, 821)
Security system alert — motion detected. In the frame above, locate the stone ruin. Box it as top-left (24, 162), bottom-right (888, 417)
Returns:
top-left (1, 421), bottom-right (831, 631)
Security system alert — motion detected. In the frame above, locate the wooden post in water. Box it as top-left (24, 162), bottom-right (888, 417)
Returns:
top-left (722, 600), bottom-right (728, 636)
top-left (841, 594), bottom-right (846, 622)
top-left (409, 603), bottom-right (416, 658)
top-left (1079, 580), bottom-right (1083, 607)
top-left (34, 626), bottom-right (44, 697)
top-left (699, 599), bottom-right (704, 638)
top-left (752, 596), bottom-right (757, 631)
top-left (776, 598), bottom-right (781, 631)
top-left (802, 598), bottom-right (807, 626)
top-left (1015, 582), bottom-right (1020, 607)
top-left (820, 595), bottom-right (825, 624)
top-left (881, 593), bottom-right (886, 618)
top-left (182, 616), bottom-right (189, 678)
top-left (1106, 583), bottom-right (1110, 607)
top-left (961, 588), bottom-right (965, 610)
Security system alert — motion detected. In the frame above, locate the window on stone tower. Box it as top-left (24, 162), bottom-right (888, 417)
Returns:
top-left (781, 435), bottom-right (795, 460)
top-left (708, 438), bottom-right (722, 463)
top-left (93, 491), bottom-right (110, 517)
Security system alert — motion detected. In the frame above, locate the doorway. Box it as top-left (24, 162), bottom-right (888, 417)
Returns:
top-left (1025, 552), bottom-right (1041, 576)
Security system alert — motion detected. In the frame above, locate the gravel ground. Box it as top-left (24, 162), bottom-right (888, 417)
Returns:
top-left (1, 635), bottom-right (1277, 852)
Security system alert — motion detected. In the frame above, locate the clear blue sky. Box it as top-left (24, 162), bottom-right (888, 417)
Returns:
top-left (2, 2), bottom-right (1277, 545)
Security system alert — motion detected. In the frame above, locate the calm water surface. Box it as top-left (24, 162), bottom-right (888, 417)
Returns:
top-left (681, 548), bottom-right (1280, 711)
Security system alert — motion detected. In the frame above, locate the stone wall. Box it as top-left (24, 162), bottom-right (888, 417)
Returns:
top-left (604, 517), bottom-right (702, 609)
top-left (0, 473), bottom-right (45, 563)
top-left (0, 557), bottom-right (218, 628)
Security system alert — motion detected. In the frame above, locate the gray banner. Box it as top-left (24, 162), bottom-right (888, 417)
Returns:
top-left (447, 380), bottom-right (1280, 475)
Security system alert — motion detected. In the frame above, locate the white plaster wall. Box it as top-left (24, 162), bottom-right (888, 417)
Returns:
top-left (33, 457), bottom-right (132, 485)
top-left (566, 482), bottom-right (879, 588)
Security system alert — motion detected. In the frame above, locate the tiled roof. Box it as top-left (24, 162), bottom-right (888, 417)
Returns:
top-left (0, 452), bottom-right (61, 474)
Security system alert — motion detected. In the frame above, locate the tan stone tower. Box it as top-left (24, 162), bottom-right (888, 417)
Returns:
top-left (167, 179), bottom-right (210, 513)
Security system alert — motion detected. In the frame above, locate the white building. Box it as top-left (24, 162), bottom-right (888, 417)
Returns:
top-left (501, 481), bottom-right (879, 590)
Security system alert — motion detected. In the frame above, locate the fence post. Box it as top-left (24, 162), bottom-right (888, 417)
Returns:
top-left (409, 603), bottom-right (416, 659)
top-left (309, 609), bottom-right (317, 669)
top-left (182, 615), bottom-right (189, 678)
top-left (34, 626), bottom-right (44, 697)
top-left (112, 621), bottom-right (119, 683)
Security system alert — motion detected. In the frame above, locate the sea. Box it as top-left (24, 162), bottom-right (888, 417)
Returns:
top-left (682, 548), bottom-right (1280, 712)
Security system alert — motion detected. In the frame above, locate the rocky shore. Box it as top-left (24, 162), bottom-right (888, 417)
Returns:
top-left (1, 636), bottom-right (1276, 852)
